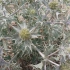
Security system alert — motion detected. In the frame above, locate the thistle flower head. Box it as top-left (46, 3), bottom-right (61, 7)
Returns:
top-left (19, 28), bottom-right (30, 40)
top-left (30, 9), bottom-right (36, 14)
top-left (49, 1), bottom-right (58, 10)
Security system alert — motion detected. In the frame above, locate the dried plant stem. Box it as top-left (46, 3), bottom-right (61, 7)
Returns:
top-left (32, 44), bottom-right (45, 59)
top-left (47, 49), bottom-right (59, 57)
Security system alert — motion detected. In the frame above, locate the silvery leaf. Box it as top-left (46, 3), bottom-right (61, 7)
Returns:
top-left (30, 62), bottom-right (43, 70)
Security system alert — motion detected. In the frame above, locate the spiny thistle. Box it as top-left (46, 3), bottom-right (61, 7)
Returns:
top-left (12, 22), bottom-right (41, 51)
top-left (0, 0), bottom-right (70, 70)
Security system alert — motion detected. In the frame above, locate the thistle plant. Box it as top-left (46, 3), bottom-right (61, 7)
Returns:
top-left (12, 21), bottom-right (41, 51)
top-left (0, 0), bottom-right (70, 70)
